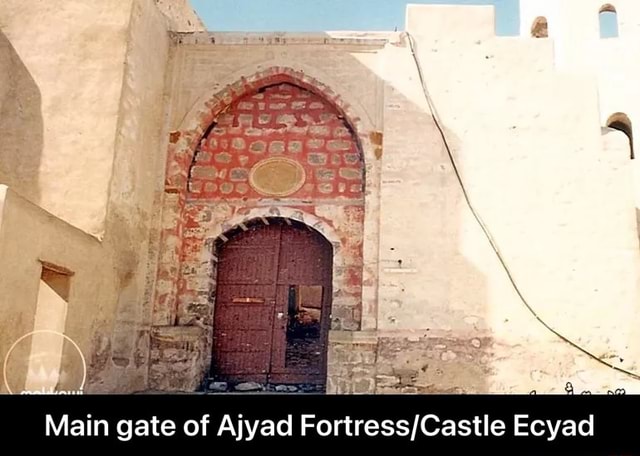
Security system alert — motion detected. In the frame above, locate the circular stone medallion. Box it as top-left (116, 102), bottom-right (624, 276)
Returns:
top-left (249, 157), bottom-right (306, 197)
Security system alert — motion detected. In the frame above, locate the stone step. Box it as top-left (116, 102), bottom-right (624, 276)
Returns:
top-left (205, 379), bottom-right (324, 394)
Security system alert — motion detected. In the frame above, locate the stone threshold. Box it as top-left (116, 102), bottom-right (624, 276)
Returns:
top-left (206, 380), bottom-right (325, 394)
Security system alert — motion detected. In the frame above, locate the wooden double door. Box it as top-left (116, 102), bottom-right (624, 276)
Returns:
top-left (211, 219), bottom-right (333, 385)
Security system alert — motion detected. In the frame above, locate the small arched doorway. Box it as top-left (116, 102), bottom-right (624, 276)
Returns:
top-left (606, 112), bottom-right (634, 159)
top-left (211, 218), bottom-right (333, 387)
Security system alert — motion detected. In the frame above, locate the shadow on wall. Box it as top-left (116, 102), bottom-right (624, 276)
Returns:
top-left (0, 30), bottom-right (43, 204)
top-left (374, 123), bottom-right (490, 394)
top-left (343, 38), bottom-right (490, 394)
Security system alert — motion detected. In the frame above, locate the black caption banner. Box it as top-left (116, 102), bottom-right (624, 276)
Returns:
top-left (0, 394), bottom-right (638, 454)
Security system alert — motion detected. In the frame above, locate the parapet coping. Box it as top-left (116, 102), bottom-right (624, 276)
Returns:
top-left (172, 31), bottom-right (399, 47)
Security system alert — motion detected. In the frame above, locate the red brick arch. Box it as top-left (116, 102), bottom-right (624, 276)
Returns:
top-left (165, 67), bottom-right (365, 193)
top-left (151, 66), bottom-right (382, 391)
top-left (187, 82), bottom-right (364, 200)
top-left (152, 65), bottom-right (380, 337)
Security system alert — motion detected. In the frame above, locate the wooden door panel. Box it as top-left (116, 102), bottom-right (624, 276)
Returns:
top-left (277, 227), bottom-right (330, 285)
top-left (211, 224), bottom-right (281, 381)
top-left (213, 328), bottom-right (272, 352)
top-left (212, 303), bottom-right (275, 378)
top-left (215, 284), bottom-right (274, 303)
top-left (217, 247), bottom-right (278, 284)
top-left (213, 351), bottom-right (270, 376)
top-left (277, 252), bottom-right (327, 285)
top-left (270, 224), bottom-right (333, 383)
top-left (211, 220), bottom-right (332, 386)
top-left (213, 304), bottom-right (274, 330)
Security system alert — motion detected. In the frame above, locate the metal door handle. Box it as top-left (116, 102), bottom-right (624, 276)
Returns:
top-left (276, 312), bottom-right (285, 320)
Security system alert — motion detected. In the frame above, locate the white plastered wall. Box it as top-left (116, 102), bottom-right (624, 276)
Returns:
top-left (377, 3), bottom-right (640, 392)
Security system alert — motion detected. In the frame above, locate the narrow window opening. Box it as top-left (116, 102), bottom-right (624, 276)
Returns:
top-left (606, 113), bottom-right (633, 159)
top-left (24, 262), bottom-right (72, 392)
top-left (600, 5), bottom-right (619, 38)
top-left (531, 17), bottom-right (549, 38)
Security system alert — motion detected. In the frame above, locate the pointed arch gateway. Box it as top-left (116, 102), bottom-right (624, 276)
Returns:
top-left (191, 81), bottom-right (364, 388)
top-left (150, 67), bottom-right (375, 392)
top-left (164, 67), bottom-right (371, 192)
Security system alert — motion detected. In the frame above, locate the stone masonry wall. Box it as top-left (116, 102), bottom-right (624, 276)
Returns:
top-left (327, 332), bottom-right (377, 394)
top-left (149, 326), bottom-right (208, 391)
top-left (189, 84), bottom-right (363, 200)
top-left (150, 81), bottom-right (367, 390)
top-left (375, 336), bottom-right (494, 394)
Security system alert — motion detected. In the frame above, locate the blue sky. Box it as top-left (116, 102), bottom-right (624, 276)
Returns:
top-left (192, 0), bottom-right (520, 36)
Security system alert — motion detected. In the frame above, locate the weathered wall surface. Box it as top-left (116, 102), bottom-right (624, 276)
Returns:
top-left (154, 0), bottom-right (205, 32)
top-left (383, 4), bottom-right (640, 393)
top-left (86, 0), bottom-right (171, 392)
top-left (0, 0), bottom-right (172, 394)
top-left (0, 30), bottom-right (43, 212)
top-left (0, 186), bottom-right (106, 394)
top-left (0, 0), bottom-right (134, 238)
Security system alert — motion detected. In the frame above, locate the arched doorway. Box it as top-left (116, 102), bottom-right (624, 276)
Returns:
top-left (606, 112), bottom-right (634, 159)
top-left (149, 69), bottom-right (376, 394)
top-left (211, 218), bottom-right (333, 387)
